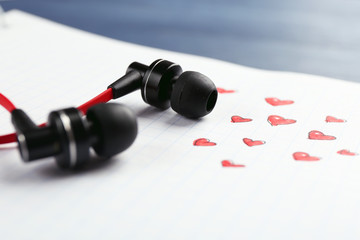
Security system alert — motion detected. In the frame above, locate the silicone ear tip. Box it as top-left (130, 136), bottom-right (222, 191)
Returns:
top-left (86, 103), bottom-right (138, 157)
top-left (170, 71), bottom-right (218, 118)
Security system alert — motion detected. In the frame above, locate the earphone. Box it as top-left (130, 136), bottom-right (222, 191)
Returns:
top-left (109, 59), bottom-right (218, 118)
top-left (0, 59), bottom-right (218, 169)
top-left (11, 103), bottom-right (138, 169)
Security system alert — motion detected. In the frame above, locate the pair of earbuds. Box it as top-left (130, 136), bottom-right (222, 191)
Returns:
top-left (3, 59), bottom-right (218, 169)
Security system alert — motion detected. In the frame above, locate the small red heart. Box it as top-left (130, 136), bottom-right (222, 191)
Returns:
top-left (265, 97), bottom-right (294, 106)
top-left (231, 115), bottom-right (252, 123)
top-left (221, 160), bottom-right (245, 167)
top-left (293, 152), bottom-right (320, 161)
top-left (267, 115), bottom-right (296, 126)
top-left (243, 138), bottom-right (265, 147)
top-left (337, 149), bottom-right (358, 156)
top-left (193, 138), bottom-right (216, 146)
top-left (217, 87), bottom-right (235, 94)
top-left (308, 130), bottom-right (336, 140)
top-left (326, 116), bottom-right (346, 123)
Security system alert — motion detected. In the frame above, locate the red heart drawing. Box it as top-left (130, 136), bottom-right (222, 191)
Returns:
top-left (267, 115), bottom-right (296, 126)
top-left (308, 130), bottom-right (336, 140)
top-left (193, 138), bottom-right (217, 146)
top-left (326, 116), bottom-right (346, 123)
top-left (221, 160), bottom-right (245, 167)
top-left (217, 87), bottom-right (235, 94)
top-left (293, 152), bottom-right (320, 161)
top-left (231, 115), bottom-right (252, 123)
top-left (265, 97), bottom-right (294, 106)
top-left (337, 149), bottom-right (358, 156)
top-left (243, 138), bottom-right (265, 147)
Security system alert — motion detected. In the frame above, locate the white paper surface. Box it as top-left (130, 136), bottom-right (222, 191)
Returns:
top-left (1, 10), bottom-right (360, 240)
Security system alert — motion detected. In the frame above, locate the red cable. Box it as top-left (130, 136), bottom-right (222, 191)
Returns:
top-left (0, 133), bottom-right (17, 144)
top-left (0, 93), bottom-right (17, 144)
top-left (77, 88), bottom-right (113, 114)
top-left (0, 93), bottom-right (16, 113)
top-left (0, 89), bottom-right (114, 144)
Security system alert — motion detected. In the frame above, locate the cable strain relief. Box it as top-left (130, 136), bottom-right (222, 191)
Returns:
top-left (107, 70), bottom-right (142, 99)
top-left (11, 109), bottom-right (38, 133)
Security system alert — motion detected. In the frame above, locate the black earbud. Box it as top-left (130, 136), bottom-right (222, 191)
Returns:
top-left (11, 103), bottom-right (137, 169)
top-left (108, 59), bottom-right (218, 118)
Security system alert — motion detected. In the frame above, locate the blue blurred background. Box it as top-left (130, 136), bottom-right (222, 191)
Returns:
top-left (2, 0), bottom-right (360, 82)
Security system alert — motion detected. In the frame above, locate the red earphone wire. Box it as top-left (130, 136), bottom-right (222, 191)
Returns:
top-left (0, 93), bottom-right (18, 144)
top-left (0, 88), bottom-right (114, 144)
top-left (77, 88), bottom-right (113, 114)
top-left (0, 93), bottom-right (17, 113)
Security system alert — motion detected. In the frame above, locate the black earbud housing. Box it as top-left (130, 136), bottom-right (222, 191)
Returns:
top-left (139, 59), bottom-right (183, 109)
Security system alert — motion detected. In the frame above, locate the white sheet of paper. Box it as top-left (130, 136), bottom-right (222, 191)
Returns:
top-left (1, 10), bottom-right (360, 240)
